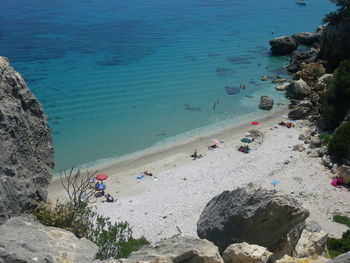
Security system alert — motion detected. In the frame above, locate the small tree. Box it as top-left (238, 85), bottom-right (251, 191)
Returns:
top-left (60, 166), bottom-right (97, 209)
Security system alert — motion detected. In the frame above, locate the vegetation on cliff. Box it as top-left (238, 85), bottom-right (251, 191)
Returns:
top-left (323, 0), bottom-right (350, 25)
top-left (34, 168), bottom-right (149, 260)
top-left (327, 215), bottom-right (350, 258)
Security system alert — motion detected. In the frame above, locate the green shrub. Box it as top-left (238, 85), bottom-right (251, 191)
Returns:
top-left (327, 230), bottom-right (350, 258)
top-left (87, 215), bottom-right (149, 260)
top-left (319, 59), bottom-right (350, 129)
top-left (34, 201), bottom-right (148, 260)
top-left (319, 133), bottom-right (333, 145)
top-left (34, 201), bottom-right (93, 238)
top-left (334, 215), bottom-right (350, 227)
top-left (328, 121), bottom-right (350, 159)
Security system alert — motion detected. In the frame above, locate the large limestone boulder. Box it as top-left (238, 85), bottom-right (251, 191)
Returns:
top-left (222, 242), bottom-right (272, 263)
top-left (0, 216), bottom-right (98, 263)
top-left (337, 165), bottom-right (350, 184)
top-left (285, 79), bottom-right (312, 99)
top-left (294, 227), bottom-right (327, 258)
top-left (328, 251), bottom-right (350, 263)
top-left (259, 96), bottom-right (274, 110)
top-left (0, 56), bottom-right (54, 224)
top-left (292, 32), bottom-right (321, 46)
top-left (126, 235), bottom-right (223, 263)
top-left (269, 36), bottom-right (298, 55)
top-left (196, 184), bottom-right (309, 253)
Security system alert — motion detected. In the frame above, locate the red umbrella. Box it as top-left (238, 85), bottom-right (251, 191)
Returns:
top-left (96, 173), bottom-right (108, 181)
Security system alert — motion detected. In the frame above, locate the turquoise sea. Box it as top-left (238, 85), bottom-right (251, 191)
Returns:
top-left (0, 0), bottom-right (333, 172)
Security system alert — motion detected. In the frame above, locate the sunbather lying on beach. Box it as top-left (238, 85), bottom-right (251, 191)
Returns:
top-left (238, 145), bottom-right (250, 154)
top-left (278, 121), bottom-right (294, 128)
top-left (105, 193), bottom-right (115, 203)
top-left (95, 190), bottom-right (105, 197)
top-left (208, 144), bottom-right (219, 150)
top-left (143, 170), bottom-right (153, 176)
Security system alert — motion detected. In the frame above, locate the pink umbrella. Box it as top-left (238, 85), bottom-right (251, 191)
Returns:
top-left (212, 139), bottom-right (220, 144)
top-left (96, 173), bottom-right (108, 181)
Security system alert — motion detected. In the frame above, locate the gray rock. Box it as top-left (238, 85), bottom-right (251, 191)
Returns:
top-left (0, 216), bottom-right (98, 263)
top-left (0, 56), bottom-right (54, 224)
top-left (328, 251), bottom-right (350, 263)
top-left (317, 74), bottom-right (333, 87)
top-left (222, 242), bottom-right (272, 263)
top-left (293, 144), bottom-right (305, 152)
top-left (126, 235), bottom-right (223, 263)
top-left (259, 96), bottom-right (274, 110)
top-left (298, 134), bottom-right (306, 141)
top-left (196, 184), bottom-right (309, 253)
top-left (309, 137), bottom-right (322, 149)
top-left (317, 146), bottom-right (328, 157)
top-left (292, 32), bottom-right (321, 46)
top-left (269, 36), bottom-right (298, 55)
top-left (305, 221), bottom-right (322, 233)
top-left (287, 49), bottom-right (320, 73)
top-left (337, 165), bottom-right (350, 184)
top-left (308, 149), bottom-right (320, 158)
top-left (285, 79), bottom-right (312, 99)
top-left (288, 100), bottom-right (313, 120)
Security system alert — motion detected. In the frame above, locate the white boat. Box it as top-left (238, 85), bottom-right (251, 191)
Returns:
top-left (296, 0), bottom-right (306, 5)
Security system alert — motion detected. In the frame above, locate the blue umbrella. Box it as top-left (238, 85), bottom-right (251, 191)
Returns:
top-left (271, 180), bottom-right (281, 187)
top-left (96, 183), bottom-right (106, 190)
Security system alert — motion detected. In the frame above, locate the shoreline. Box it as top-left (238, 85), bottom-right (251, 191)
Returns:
top-left (47, 104), bottom-right (350, 244)
top-left (48, 106), bottom-right (289, 198)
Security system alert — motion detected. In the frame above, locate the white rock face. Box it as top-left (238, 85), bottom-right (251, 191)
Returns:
top-left (285, 79), bottom-right (312, 99)
top-left (222, 242), bottom-right (272, 263)
top-left (275, 255), bottom-right (328, 263)
top-left (126, 235), bottom-right (224, 263)
top-left (294, 229), bottom-right (327, 258)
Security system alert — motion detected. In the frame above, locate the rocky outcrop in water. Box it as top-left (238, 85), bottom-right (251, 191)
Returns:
top-left (269, 36), bottom-right (298, 55)
top-left (292, 32), bottom-right (322, 47)
top-left (0, 56), bottom-right (54, 224)
top-left (259, 96), bottom-right (274, 110)
top-left (196, 184), bottom-right (309, 253)
top-left (0, 216), bottom-right (98, 263)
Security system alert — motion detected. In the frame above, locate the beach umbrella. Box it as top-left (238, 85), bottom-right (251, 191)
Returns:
top-left (96, 173), bottom-right (108, 181)
top-left (251, 121), bottom-right (259, 125)
top-left (271, 180), bottom-right (281, 187)
top-left (212, 139), bottom-right (220, 144)
top-left (96, 183), bottom-right (106, 190)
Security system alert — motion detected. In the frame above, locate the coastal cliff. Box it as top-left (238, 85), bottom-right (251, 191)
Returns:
top-left (0, 56), bottom-right (54, 224)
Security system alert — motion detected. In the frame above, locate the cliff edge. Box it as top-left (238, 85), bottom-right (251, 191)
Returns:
top-left (0, 56), bottom-right (54, 224)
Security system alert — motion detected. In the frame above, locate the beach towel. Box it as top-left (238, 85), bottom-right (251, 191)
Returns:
top-left (136, 175), bottom-right (145, 180)
top-left (241, 138), bottom-right (251, 143)
top-left (251, 121), bottom-right (259, 125)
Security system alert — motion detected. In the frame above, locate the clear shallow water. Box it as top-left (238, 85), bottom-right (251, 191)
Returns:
top-left (0, 0), bottom-right (333, 172)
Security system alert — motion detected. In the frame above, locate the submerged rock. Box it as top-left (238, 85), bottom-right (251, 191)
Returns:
top-left (0, 216), bottom-right (98, 263)
top-left (225, 86), bottom-right (240, 95)
top-left (0, 56), bottom-right (54, 224)
top-left (269, 36), bottom-right (298, 55)
top-left (196, 184), bottom-right (309, 253)
top-left (259, 96), bottom-right (274, 110)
